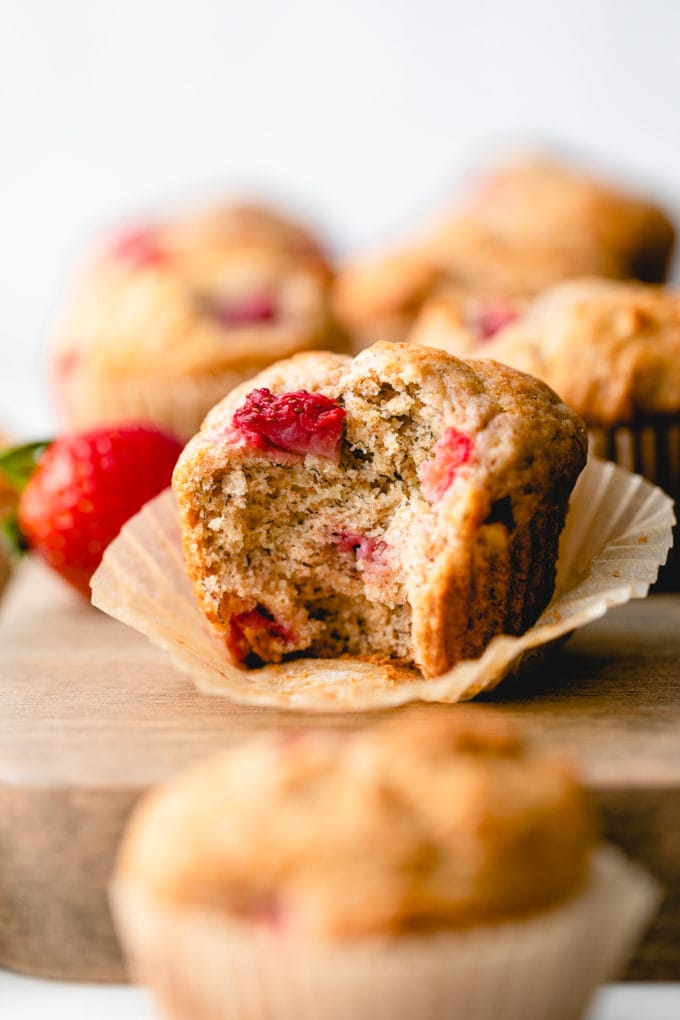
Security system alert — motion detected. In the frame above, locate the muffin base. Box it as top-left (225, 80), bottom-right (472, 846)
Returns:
top-left (111, 848), bottom-right (657, 1020)
top-left (588, 421), bottom-right (680, 586)
top-left (58, 367), bottom-right (270, 443)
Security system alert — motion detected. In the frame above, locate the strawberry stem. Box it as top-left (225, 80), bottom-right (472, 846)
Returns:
top-left (1, 514), bottom-right (28, 556)
top-left (0, 440), bottom-right (51, 493)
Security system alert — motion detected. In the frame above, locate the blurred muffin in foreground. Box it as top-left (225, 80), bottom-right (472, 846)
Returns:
top-left (334, 152), bottom-right (675, 350)
top-left (51, 202), bottom-right (348, 441)
top-left (112, 709), bottom-right (658, 1020)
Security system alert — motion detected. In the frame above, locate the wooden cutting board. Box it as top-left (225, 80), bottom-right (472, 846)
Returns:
top-left (0, 558), bottom-right (678, 983)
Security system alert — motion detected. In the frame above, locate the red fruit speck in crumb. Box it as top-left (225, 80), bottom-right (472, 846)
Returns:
top-left (232, 388), bottom-right (346, 459)
top-left (337, 532), bottom-right (386, 564)
top-left (248, 898), bottom-right (289, 931)
top-left (110, 227), bottom-right (167, 269)
top-left (474, 302), bottom-right (518, 341)
top-left (227, 607), bottom-right (294, 663)
top-left (17, 424), bottom-right (183, 596)
top-left (209, 291), bottom-right (278, 328)
top-left (420, 428), bottom-right (472, 502)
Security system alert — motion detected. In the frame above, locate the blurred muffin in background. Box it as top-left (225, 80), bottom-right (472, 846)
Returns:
top-left (51, 202), bottom-right (349, 441)
top-left (409, 287), bottom-right (527, 357)
top-left (334, 152), bottom-right (675, 351)
top-left (332, 247), bottom-right (446, 349)
top-left (434, 156), bottom-right (676, 285)
top-left (415, 277), bottom-right (680, 582)
top-left (111, 709), bottom-right (657, 1020)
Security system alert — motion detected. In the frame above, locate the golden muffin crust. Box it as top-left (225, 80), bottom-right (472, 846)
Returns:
top-left (116, 709), bottom-right (595, 940)
top-left (51, 203), bottom-right (348, 438)
top-left (440, 156), bottom-right (675, 284)
top-left (161, 200), bottom-right (333, 276)
top-left (333, 155), bottom-right (674, 352)
top-left (332, 247), bottom-right (446, 349)
top-left (174, 341), bottom-right (586, 677)
top-left (409, 286), bottom-right (528, 358)
top-left (474, 278), bottom-right (680, 427)
top-left (57, 247), bottom-right (344, 381)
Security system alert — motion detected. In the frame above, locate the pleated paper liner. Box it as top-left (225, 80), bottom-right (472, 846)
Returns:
top-left (111, 847), bottom-right (659, 1020)
top-left (589, 420), bottom-right (680, 587)
top-left (91, 457), bottom-right (675, 711)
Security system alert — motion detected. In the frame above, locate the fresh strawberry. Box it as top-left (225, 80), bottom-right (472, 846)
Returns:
top-left (0, 424), bottom-right (183, 596)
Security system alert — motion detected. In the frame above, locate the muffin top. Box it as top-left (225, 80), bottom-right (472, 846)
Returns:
top-left (160, 200), bottom-right (332, 276)
top-left (478, 278), bottom-right (680, 426)
top-left (332, 247), bottom-right (446, 344)
top-left (117, 710), bottom-right (595, 940)
top-left (440, 156), bottom-right (675, 282)
top-left (53, 202), bottom-right (344, 381)
top-left (178, 340), bottom-right (587, 529)
top-left (409, 287), bottom-right (527, 358)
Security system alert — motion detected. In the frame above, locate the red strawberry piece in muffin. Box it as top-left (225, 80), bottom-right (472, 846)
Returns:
top-left (208, 291), bottom-right (278, 328)
top-left (420, 428), bottom-right (473, 503)
top-left (474, 301), bottom-right (520, 341)
top-left (110, 227), bottom-right (168, 269)
top-left (232, 388), bottom-right (346, 459)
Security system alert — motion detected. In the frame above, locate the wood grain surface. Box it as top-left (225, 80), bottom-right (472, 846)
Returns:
top-left (0, 558), bottom-right (678, 982)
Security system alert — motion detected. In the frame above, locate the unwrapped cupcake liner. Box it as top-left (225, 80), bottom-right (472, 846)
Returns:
top-left (589, 421), bottom-right (680, 585)
top-left (111, 846), bottom-right (659, 1020)
top-left (91, 457), bottom-right (674, 710)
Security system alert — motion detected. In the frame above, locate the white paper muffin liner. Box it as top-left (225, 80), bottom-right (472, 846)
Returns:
top-left (91, 457), bottom-right (674, 710)
top-left (111, 846), bottom-right (659, 1020)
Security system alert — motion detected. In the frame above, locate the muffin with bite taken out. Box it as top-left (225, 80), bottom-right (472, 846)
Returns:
top-left (173, 341), bottom-right (587, 677)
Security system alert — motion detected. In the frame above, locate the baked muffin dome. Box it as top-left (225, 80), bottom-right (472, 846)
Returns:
top-left (51, 202), bottom-right (348, 441)
top-left (115, 709), bottom-right (595, 939)
top-left (409, 287), bottom-right (527, 358)
top-left (434, 156), bottom-right (676, 285)
top-left (461, 277), bottom-right (680, 427)
top-left (160, 200), bottom-right (333, 276)
top-left (333, 154), bottom-right (675, 350)
top-left (173, 341), bottom-right (587, 677)
top-left (332, 248), bottom-right (446, 349)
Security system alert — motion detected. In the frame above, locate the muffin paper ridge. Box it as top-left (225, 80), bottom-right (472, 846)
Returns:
top-left (91, 457), bottom-right (675, 710)
top-left (111, 847), bottom-right (660, 1020)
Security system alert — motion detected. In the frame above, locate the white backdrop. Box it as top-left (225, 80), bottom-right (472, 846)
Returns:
top-left (2, 0), bottom-right (680, 435)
